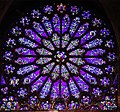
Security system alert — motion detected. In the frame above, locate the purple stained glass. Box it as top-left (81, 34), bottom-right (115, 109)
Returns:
top-left (51, 80), bottom-right (60, 100)
top-left (0, 2), bottom-right (117, 111)
top-left (62, 14), bottom-right (70, 33)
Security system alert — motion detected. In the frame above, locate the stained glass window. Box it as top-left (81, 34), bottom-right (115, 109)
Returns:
top-left (0, 1), bottom-right (118, 111)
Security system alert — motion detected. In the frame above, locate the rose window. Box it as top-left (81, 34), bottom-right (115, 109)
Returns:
top-left (0, 1), bottom-right (118, 111)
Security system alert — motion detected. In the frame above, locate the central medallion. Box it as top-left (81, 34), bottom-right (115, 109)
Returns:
top-left (54, 51), bottom-right (67, 63)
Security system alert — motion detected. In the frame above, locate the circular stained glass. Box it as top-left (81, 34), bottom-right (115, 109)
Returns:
top-left (0, 1), bottom-right (118, 111)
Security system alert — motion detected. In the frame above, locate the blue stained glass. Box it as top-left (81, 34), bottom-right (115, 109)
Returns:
top-left (67, 39), bottom-right (79, 51)
top-left (1, 96), bottom-right (18, 111)
top-left (66, 62), bottom-right (78, 74)
top-left (82, 11), bottom-right (91, 19)
top-left (62, 33), bottom-right (70, 48)
top-left (81, 30), bottom-right (96, 44)
top-left (1, 75), bottom-right (6, 85)
top-left (36, 48), bottom-right (52, 55)
top-left (31, 9), bottom-right (41, 18)
top-left (15, 57), bottom-right (36, 65)
top-left (5, 64), bottom-right (15, 74)
top-left (17, 65), bottom-right (38, 75)
top-left (15, 47), bottom-right (36, 55)
top-left (92, 18), bottom-right (102, 27)
top-left (3, 51), bottom-right (13, 61)
top-left (31, 76), bottom-right (47, 92)
top-left (100, 77), bottom-right (110, 87)
top-left (83, 38), bottom-right (103, 48)
top-left (83, 65), bottom-right (103, 75)
top-left (80, 70), bottom-right (97, 85)
top-left (41, 101), bottom-right (51, 110)
top-left (5, 38), bottom-right (16, 48)
top-left (52, 14), bottom-right (60, 33)
top-left (85, 58), bottom-right (105, 65)
top-left (17, 88), bottom-right (28, 98)
top-left (69, 58), bottom-right (85, 65)
top-left (100, 96), bottom-right (117, 110)
top-left (62, 14), bottom-right (70, 33)
top-left (42, 39), bottom-right (55, 50)
top-left (69, 78), bottom-right (80, 98)
top-left (100, 28), bottom-right (110, 37)
top-left (55, 103), bottom-right (66, 110)
top-left (75, 23), bottom-right (89, 37)
top-left (42, 62), bottom-right (55, 74)
top-left (61, 80), bottom-right (70, 100)
top-left (1, 86), bottom-right (8, 94)
top-left (92, 87), bottom-right (102, 97)
top-left (71, 6), bottom-right (79, 15)
top-left (68, 101), bottom-right (79, 110)
top-left (61, 65), bottom-right (69, 80)
top-left (44, 5), bottom-right (53, 14)
top-left (29, 95), bottom-right (38, 106)
top-left (107, 52), bottom-right (116, 61)
top-left (25, 29), bottom-right (41, 43)
top-left (57, 3), bottom-right (66, 13)
top-left (81, 95), bottom-right (91, 105)
top-left (40, 78), bottom-right (51, 98)
top-left (105, 39), bottom-right (115, 48)
top-left (69, 49), bottom-right (85, 56)
top-left (85, 48), bottom-right (105, 56)
top-left (74, 76), bottom-right (89, 92)
top-left (105, 65), bottom-right (114, 74)
top-left (50, 80), bottom-right (59, 100)
top-left (33, 21), bottom-right (47, 37)
top-left (20, 16), bottom-right (30, 26)
top-left (42, 16), bottom-right (53, 35)
top-left (52, 33), bottom-right (60, 48)
top-left (23, 70), bottom-right (40, 85)
top-left (11, 26), bottom-right (21, 36)
top-left (18, 37), bottom-right (38, 48)
top-left (36, 57), bottom-right (52, 64)
top-left (51, 65), bottom-right (59, 80)
top-left (69, 17), bottom-right (80, 36)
